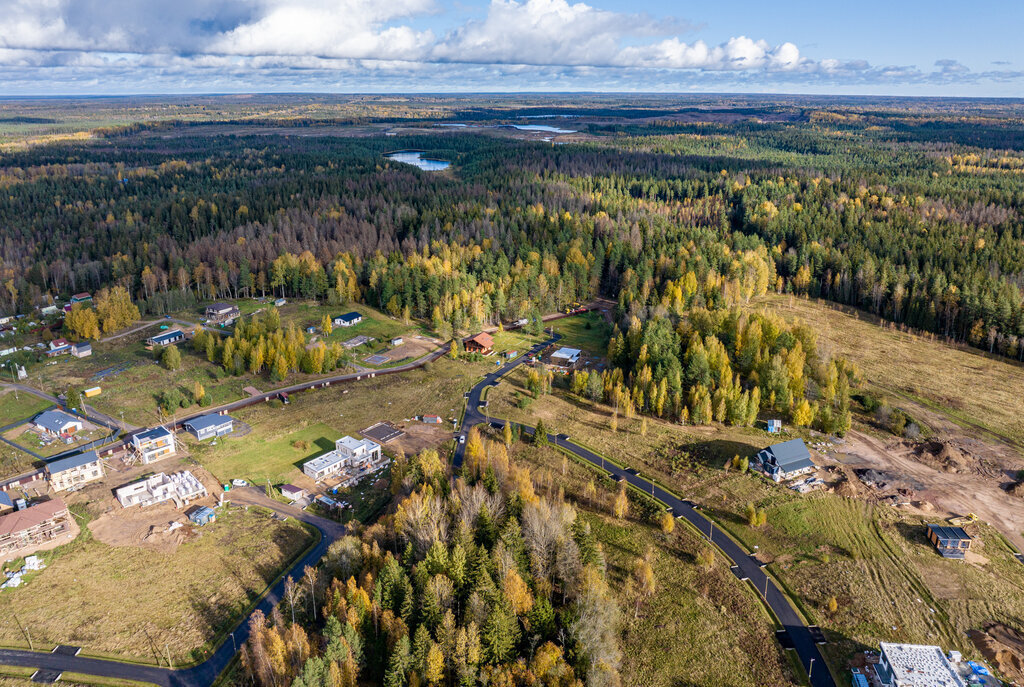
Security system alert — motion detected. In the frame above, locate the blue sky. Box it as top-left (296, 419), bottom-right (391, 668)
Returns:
top-left (0, 0), bottom-right (1020, 96)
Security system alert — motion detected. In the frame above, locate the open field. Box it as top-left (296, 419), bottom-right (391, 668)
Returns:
top-left (508, 440), bottom-right (795, 686)
top-left (546, 310), bottom-right (612, 355)
top-left (189, 422), bottom-right (341, 485)
top-left (486, 376), bottom-right (1024, 674)
top-left (0, 391), bottom-right (51, 426)
top-left (0, 505), bottom-right (313, 663)
top-left (750, 294), bottom-right (1024, 446)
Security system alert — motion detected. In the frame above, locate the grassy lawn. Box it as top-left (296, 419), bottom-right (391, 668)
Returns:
top-left (509, 440), bottom-right (795, 686)
top-left (548, 310), bottom-right (612, 355)
top-left (7, 427), bottom-right (112, 458)
top-left (486, 376), bottom-right (1024, 673)
top-left (0, 391), bottom-right (51, 426)
top-left (0, 507), bottom-right (313, 664)
top-left (750, 293), bottom-right (1024, 445)
top-left (190, 422), bottom-right (342, 484)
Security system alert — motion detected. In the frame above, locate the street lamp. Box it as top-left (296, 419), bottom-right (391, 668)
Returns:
top-left (808, 658), bottom-right (815, 681)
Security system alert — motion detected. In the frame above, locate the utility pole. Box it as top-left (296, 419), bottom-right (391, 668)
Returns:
top-left (808, 658), bottom-right (815, 682)
top-left (166, 643), bottom-right (173, 669)
top-left (13, 613), bottom-right (32, 650)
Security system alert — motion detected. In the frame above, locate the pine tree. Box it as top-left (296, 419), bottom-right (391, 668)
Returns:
top-left (533, 419), bottom-right (548, 446)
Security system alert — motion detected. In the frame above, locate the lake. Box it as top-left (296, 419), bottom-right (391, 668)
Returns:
top-left (511, 124), bottom-right (577, 134)
top-left (384, 150), bottom-right (451, 171)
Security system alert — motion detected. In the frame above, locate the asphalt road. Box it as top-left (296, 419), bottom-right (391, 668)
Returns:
top-left (455, 350), bottom-right (837, 687)
top-left (0, 490), bottom-right (344, 687)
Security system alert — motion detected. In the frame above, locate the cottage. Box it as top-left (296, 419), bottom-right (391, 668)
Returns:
top-left (303, 436), bottom-right (383, 482)
top-left (756, 438), bottom-right (815, 482)
top-left (0, 498), bottom-right (73, 558)
top-left (47, 338), bottom-right (72, 356)
top-left (874, 642), bottom-right (966, 687)
top-left (926, 524), bottom-right (972, 560)
top-left (146, 329), bottom-right (184, 347)
top-left (280, 484), bottom-right (307, 501)
top-left (463, 332), bottom-right (494, 355)
top-left (332, 311), bottom-right (363, 327)
top-left (115, 470), bottom-right (207, 508)
top-left (183, 414), bottom-right (234, 441)
top-left (33, 409), bottom-right (83, 437)
top-left (69, 292), bottom-right (93, 304)
top-left (40, 305), bottom-right (59, 316)
top-left (549, 346), bottom-right (582, 368)
top-left (130, 426), bottom-right (176, 464)
top-left (205, 303), bottom-right (240, 322)
top-left (70, 342), bottom-right (92, 358)
top-left (188, 505), bottom-right (216, 526)
top-left (46, 450), bottom-right (104, 492)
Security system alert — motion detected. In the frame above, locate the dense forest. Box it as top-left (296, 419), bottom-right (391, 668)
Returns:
top-left (0, 98), bottom-right (1022, 387)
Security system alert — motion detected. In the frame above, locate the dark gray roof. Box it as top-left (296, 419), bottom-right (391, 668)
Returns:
top-left (33, 409), bottom-right (81, 433)
top-left (928, 524), bottom-right (971, 542)
top-left (764, 438), bottom-right (812, 468)
top-left (183, 414), bottom-right (234, 432)
top-left (133, 426), bottom-right (172, 443)
top-left (334, 311), bottom-right (361, 322)
top-left (149, 329), bottom-right (183, 344)
top-left (47, 450), bottom-right (100, 475)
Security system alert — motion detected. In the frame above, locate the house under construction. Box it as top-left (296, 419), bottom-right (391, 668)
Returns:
top-left (114, 471), bottom-right (208, 509)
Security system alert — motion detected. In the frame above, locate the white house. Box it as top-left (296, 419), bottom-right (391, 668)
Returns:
top-left (33, 409), bottom-right (83, 438)
top-left (303, 436), bottom-right (383, 482)
top-left (46, 451), bottom-right (104, 492)
top-left (874, 642), bottom-right (966, 687)
top-left (332, 312), bottom-right (363, 327)
top-left (130, 427), bottom-right (176, 464)
top-left (115, 471), bottom-right (207, 509)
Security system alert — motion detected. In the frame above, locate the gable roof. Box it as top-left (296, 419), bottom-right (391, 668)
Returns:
top-left (149, 329), bottom-right (183, 344)
top-left (334, 311), bottom-right (362, 323)
top-left (183, 414), bottom-right (234, 432)
top-left (465, 332), bottom-right (494, 348)
top-left (33, 409), bottom-right (82, 433)
top-left (0, 498), bottom-right (68, 537)
top-left (0, 491), bottom-right (12, 509)
top-left (764, 438), bottom-right (812, 468)
top-left (46, 450), bottom-right (100, 475)
top-left (551, 347), bottom-right (582, 359)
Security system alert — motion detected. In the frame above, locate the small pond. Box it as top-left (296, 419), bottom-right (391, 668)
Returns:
top-left (384, 150), bottom-right (451, 171)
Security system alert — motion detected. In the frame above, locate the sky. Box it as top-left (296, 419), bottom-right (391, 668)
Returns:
top-left (0, 0), bottom-right (1021, 97)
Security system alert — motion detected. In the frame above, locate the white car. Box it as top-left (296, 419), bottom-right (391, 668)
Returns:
top-left (459, 435), bottom-right (466, 444)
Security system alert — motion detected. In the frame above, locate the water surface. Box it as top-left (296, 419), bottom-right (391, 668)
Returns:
top-left (385, 150), bottom-right (451, 171)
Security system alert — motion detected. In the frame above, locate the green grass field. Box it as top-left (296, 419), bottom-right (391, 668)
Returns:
top-left (0, 391), bottom-right (51, 426)
top-left (190, 422), bottom-right (342, 484)
top-left (548, 310), bottom-right (612, 355)
top-left (0, 507), bottom-right (313, 664)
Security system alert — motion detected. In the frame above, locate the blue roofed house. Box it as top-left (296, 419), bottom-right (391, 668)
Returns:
top-left (332, 311), bottom-right (363, 327)
top-left (33, 409), bottom-right (83, 438)
top-left (131, 426), bottom-right (176, 464)
top-left (46, 450), bottom-right (104, 492)
top-left (183, 414), bottom-right (235, 441)
top-left (146, 329), bottom-right (185, 347)
top-left (756, 438), bottom-right (815, 482)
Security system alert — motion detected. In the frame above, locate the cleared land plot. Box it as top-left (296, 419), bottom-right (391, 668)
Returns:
top-left (509, 440), bottom-right (795, 686)
top-left (360, 421), bottom-right (405, 444)
top-left (0, 507), bottom-right (313, 663)
top-left (547, 310), bottom-right (612, 356)
top-left (750, 294), bottom-right (1024, 445)
top-left (189, 422), bottom-right (342, 485)
top-left (0, 392), bottom-right (51, 427)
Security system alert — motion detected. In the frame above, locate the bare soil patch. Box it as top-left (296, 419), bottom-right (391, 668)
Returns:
top-left (970, 623), bottom-right (1024, 683)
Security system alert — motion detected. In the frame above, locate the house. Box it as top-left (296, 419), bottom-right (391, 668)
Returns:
top-left (0, 315), bottom-right (13, 326)
top-left (188, 505), bottom-right (216, 526)
top-left (463, 332), bottom-right (494, 354)
top-left (280, 484), bottom-right (307, 501)
top-left (146, 329), bottom-right (184, 347)
top-left (274, 298), bottom-right (287, 307)
top-left (332, 311), bottom-right (363, 327)
top-left (756, 438), bottom-right (815, 482)
top-left (46, 450), bottom-right (104, 492)
top-left (303, 436), bottom-right (383, 482)
top-left (130, 426), bottom-right (176, 464)
top-left (390, 337), bottom-right (404, 346)
top-left (70, 342), bottom-right (92, 358)
top-left (40, 305), bottom-right (59, 316)
top-left (927, 524), bottom-right (972, 560)
top-left (874, 642), bottom-right (966, 687)
top-left (0, 490), bottom-right (13, 515)
top-left (421, 414), bottom-right (442, 424)
top-left (183, 414), bottom-right (234, 441)
top-left (549, 346), bottom-right (583, 368)
top-left (205, 303), bottom-right (240, 322)
top-left (115, 470), bottom-right (207, 508)
top-left (0, 498), bottom-right (73, 558)
top-left (33, 409), bottom-right (83, 437)
top-left (47, 338), bottom-right (72, 356)
top-left (766, 419), bottom-right (782, 434)
top-left (69, 292), bottom-right (92, 304)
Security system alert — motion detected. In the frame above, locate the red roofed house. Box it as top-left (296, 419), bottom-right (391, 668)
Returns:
top-left (463, 332), bottom-right (494, 355)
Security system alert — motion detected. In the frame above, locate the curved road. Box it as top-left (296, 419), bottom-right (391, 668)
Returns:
top-left (453, 336), bottom-right (837, 687)
top-left (0, 490), bottom-right (344, 687)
